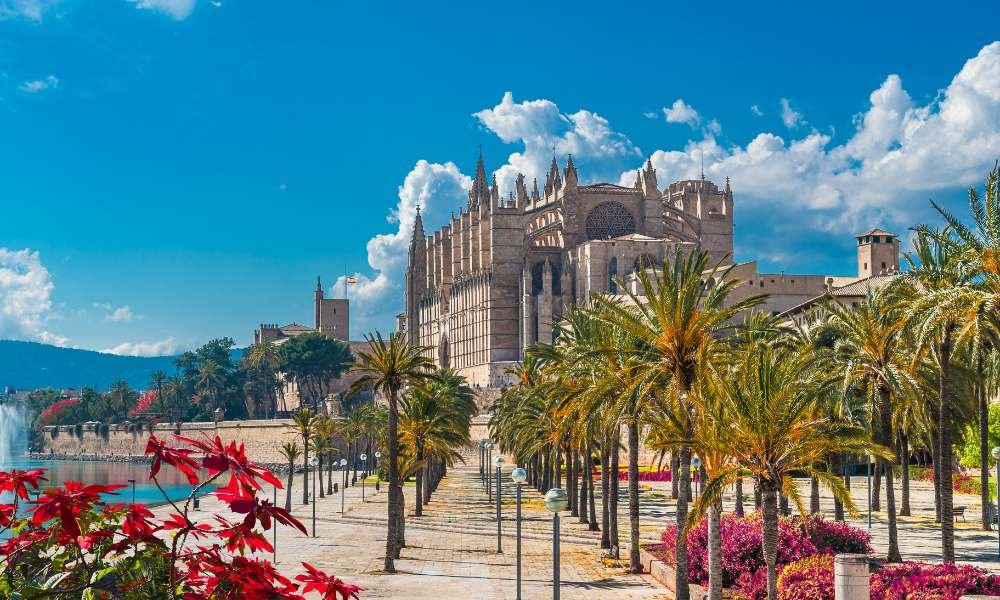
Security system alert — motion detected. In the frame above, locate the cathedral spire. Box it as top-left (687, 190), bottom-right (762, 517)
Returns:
top-left (315, 276), bottom-right (322, 293)
top-left (531, 178), bottom-right (540, 202)
top-left (468, 152), bottom-right (490, 209)
top-left (563, 154), bottom-right (578, 192)
top-left (515, 173), bottom-right (528, 207)
top-left (641, 157), bottom-right (658, 198)
top-left (410, 205), bottom-right (425, 248)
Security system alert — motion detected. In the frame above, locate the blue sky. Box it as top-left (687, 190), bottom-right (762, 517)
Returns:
top-left (0, 0), bottom-right (998, 355)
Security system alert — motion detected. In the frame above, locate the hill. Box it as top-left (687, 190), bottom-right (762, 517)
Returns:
top-left (0, 340), bottom-right (183, 391)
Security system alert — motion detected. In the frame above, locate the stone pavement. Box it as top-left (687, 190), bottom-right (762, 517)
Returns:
top-left (155, 458), bottom-right (670, 599)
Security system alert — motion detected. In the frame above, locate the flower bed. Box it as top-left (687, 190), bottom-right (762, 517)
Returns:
top-left (658, 513), bottom-right (871, 599)
top-left (777, 558), bottom-right (1000, 599)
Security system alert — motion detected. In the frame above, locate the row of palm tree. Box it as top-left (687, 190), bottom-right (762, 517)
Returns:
top-left (483, 158), bottom-right (1000, 600)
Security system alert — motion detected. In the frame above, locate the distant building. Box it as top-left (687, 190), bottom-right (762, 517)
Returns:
top-left (252, 279), bottom-right (368, 415)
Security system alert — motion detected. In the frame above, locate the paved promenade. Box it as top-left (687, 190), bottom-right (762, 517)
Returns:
top-left (157, 460), bottom-right (668, 599)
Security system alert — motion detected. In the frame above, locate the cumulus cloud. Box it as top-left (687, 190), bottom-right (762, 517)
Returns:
top-left (19, 75), bottom-right (58, 93)
top-left (125, 0), bottom-right (195, 20)
top-left (618, 41), bottom-right (1000, 235)
top-left (0, 248), bottom-right (67, 346)
top-left (0, 0), bottom-right (60, 21)
top-left (101, 337), bottom-right (180, 357)
top-left (779, 98), bottom-right (806, 128)
top-left (663, 99), bottom-right (701, 127)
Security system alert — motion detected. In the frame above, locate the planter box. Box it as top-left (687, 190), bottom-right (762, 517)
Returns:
top-left (639, 544), bottom-right (710, 600)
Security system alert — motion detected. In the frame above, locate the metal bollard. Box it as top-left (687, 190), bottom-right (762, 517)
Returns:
top-left (834, 554), bottom-right (869, 600)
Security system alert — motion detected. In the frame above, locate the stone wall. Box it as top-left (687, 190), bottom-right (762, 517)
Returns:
top-left (37, 419), bottom-right (335, 466)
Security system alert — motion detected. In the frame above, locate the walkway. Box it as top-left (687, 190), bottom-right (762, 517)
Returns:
top-left (154, 457), bottom-right (669, 599)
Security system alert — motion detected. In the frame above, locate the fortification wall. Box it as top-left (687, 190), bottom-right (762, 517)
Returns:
top-left (37, 419), bottom-right (318, 466)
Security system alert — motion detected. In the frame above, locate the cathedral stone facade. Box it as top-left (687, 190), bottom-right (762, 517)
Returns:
top-left (402, 154), bottom-right (735, 387)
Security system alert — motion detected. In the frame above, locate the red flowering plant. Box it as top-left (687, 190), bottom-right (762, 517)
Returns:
top-left (0, 433), bottom-right (361, 599)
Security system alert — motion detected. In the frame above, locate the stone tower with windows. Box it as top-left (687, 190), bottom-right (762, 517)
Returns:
top-left (856, 228), bottom-right (900, 277)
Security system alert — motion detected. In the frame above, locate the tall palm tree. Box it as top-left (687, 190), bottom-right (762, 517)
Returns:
top-left (828, 284), bottom-right (912, 563)
top-left (349, 331), bottom-right (434, 573)
top-left (150, 370), bottom-right (167, 418)
top-left (287, 408), bottom-right (319, 505)
top-left (690, 341), bottom-right (887, 600)
top-left (279, 442), bottom-right (301, 512)
top-left (195, 360), bottom-right (226, 417)
top-left (164, 375), bottom-right (186, 423)
top-left (244, 339), bottom-right (284, 418)
top-left (592, 249), bottom-right (763, 588)
top-left (918, 165), bottom-right (1000, 537)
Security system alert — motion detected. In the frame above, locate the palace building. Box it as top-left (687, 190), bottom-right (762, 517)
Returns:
top-left (401, 154), bottom-right (900, 389)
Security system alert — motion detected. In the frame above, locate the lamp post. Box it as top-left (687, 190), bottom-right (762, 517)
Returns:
top-left (494, 455), bottom-right (504, 553)
top-left (273, 484), bottom-right (278, 562)
top-left (340, 458), bottom-right (348, 516)
top-left (479, 441), bottom-right (485, 482)
top-left (993, 447), bottom-right (1000, 559)
top-left (691, 457), bottom-right (701, 499)
top-left (867, 454), bottom-right (873, 529)
top-left (360, 453), bottom-right (368, 502)
top-left (375, 451), bottom-right (382, 492)
top-left (128, 479), bottom-right (136, 505)
top-left (544, 488), bottom-right (569, 600)
top-left (309, 455), bottom-right (319, 537)
top-left (485, 442), bottom-right (493, 503)
top-left (511, 466), bottom-right (527, 600)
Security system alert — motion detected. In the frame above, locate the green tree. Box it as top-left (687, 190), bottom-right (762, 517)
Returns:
top-left (349, 331), bottom-right (434, 573)
top-left (280, 333), bottom-right (353, 410)
top-left (279, 442), bottom-right (301, 511)
top-left (287, 408), bottom-right (320, 505)
top-left (107, 380), bottom-right (137, 421)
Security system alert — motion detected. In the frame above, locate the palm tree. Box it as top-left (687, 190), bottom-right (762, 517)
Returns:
top-left (150, 370), bottom-right (167, 418)
top-left (349, 331), bottom-right (434, 573)
top-left (691, 341), bottom-right (887, 600)
top-left (918, 166), bottom-right (1000, 537)
top-left (592, 249), bottom-right (763, 586)
top-left (279, 442), bottom-right (301, 511)
top-left (287, 408), bottom-right (319, 505)
top-left (195, 360), bottom-right (226, 417)
top-left (164, 375), bottom-right (186, 423)
top-left (108, 380), bottom-right (134, 420)
top-left (244, 339), bottom-right (284, 418)
top-left (827, 284), bottom-right (912, 563)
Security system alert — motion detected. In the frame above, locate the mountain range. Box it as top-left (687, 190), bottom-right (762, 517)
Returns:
top-left (0, 340), bottom-right (184, 391)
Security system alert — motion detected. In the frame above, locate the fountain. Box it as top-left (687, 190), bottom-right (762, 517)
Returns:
top-left (0, 403), bottom-right (27, 467)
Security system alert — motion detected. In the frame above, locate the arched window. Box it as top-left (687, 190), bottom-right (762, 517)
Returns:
top-left (609, 257), bottom-right (618, 293)
top-left (585, 202), bottom-right (636, 240)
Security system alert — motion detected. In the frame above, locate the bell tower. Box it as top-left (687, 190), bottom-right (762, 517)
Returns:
top-left (856, 228), bottom-right (900, 278)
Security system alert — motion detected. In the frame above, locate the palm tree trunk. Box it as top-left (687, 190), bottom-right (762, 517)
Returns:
top-left (708, 497), bottom-right (723, 600)
top-left (734, 476), bottom-right (744, 517)
top-left (385, 392), bottom-right (401, 573)
top-left (979, 357), bottom-right (992, 531)
top-left (415, 443), bottom-right (424, 517)
top-left (569, 446), bottom-right (578, 517)
top-left (900, 432), bottom-right (911, 517)
top-left (555, 446), bottom-right (563, 489)
top-left (327, 455), bottom-right (334, 495)
top-left (872, 456), bottom-right (882, 513)
top-left (879, 387), bottom-right (901, 562)
top-left (424, 459), bottom-right (432, 505)
top-left (627, 421), bottom-right (641, 574)
top-left (754, 479), bottom-right (762, 511)
top-left (587, 438), bottom-right (599, 531)
top-left (579, 450), bottom-right (589, 524)
top-left (762, 481), bottom-right (779, 600)
top-left (939, 331), bottom-right (955, 562)
top-left (931, 426), bottom-right (942, 522)
top-left (809, 473), bottom-right (820, 514)
top-left (285, 464), bottom-right (294, 512)
top-left (609, 435), bottom-right (620, 559)
top-left (833, 455), bottom-right (844, 522)
top-left (675, 446), bottom-right (692, 600)
top-left (318, 454), bottom-right (325, 498)
top-left (600, 436), bottom-right (611, 548)
top-left (302, 435), bottom-right (310, 505)
top-left (670, 452), bottom-right (680, 499)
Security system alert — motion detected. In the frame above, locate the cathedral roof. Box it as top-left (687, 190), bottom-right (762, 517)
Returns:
top-left (828, 274), bottom-right (900, 296)
top-left (579, 182), bottom-right (640, 194)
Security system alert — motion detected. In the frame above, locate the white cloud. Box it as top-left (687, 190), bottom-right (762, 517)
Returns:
top-left (19, 75), bottom-right (58, 93)
top-left (93, 303), bottom-right (139, 323)
top-left (0, 0), bottom-right (60, 21)
top-left (662, 99), bottom-right (701, 127)
top-left (617, 41), bottom-right (1000, 234)
top-left (0, 248), bottom-right (67, 346)
top-left (751, 104), bottom-right (764, 117)
top-left (779, 98), bottom-right (806, 128)
top-left (101, 337), bottom-right (180, 357)
top-left (125, 0), bottom-right (195, 20)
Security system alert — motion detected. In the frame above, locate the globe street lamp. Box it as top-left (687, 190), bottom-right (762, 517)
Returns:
top-left (309, 455), bottom-right (319, 537)
top-left (360, 453), bottom-right (368, 502)
top-left (992, 447), bottom-right (1000, 559)
top-left (340, 458), bottom-right (348, 516)
top-left (511, 466), bottom-right (528, 600)
top-left (375, 451), bottom-right (382, 492)
top-left (544, 488), bottom-right (569, 600)
top-left (691, 457), bottom-right (702, 499)
top-left (494, 455), bottom-right (505, 553)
